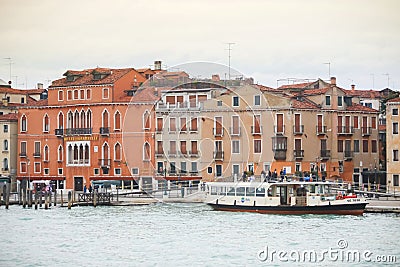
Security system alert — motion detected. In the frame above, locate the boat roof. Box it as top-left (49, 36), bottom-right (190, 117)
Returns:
top-left (205, 181), bottom-right (345, 187)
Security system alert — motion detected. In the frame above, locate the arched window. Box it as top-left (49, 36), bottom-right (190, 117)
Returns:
top-left (86, 89), bottom-right (91, 100)
top-left (114, 142), bottom-right (121, 161)
top-left (80, 110), bottom-right (86, 129)
top-left (143, 110), bottom-right (150, 130)
top-left (79, 144), bottom-right (84, 164)
top-left (85, 144), bottom-right (89, 164)
top-left (43, 114), bottom-right (50, 132)
top-left (44, 145), bottom-right (49, 161)
top-left (58, 145), bottom-right (63, 162)
top-left (3, 158), bottom-right (8, 170)
top-left (86, 109), bottom-right (92, 128)
top-left (102, 109), bottom-right (109, 128)
top-left (74, 110), bottom-right (79, 128)
top-left (68, 144), bottom-right (73, 164)
top-left (143, 142), bottom-right (150, 161)
top-left (67, 111), bottom-right (73, 129)
top-left (58, 112), bottom-right (64, 129)
top-left (3, 140), bottom-right (8, 151)
top-left (102, 142), bottom-right (110, 166)
top-left (114, 111), bottom-right (121, 130)
top-left (21, 115), bottom-right (27, 132)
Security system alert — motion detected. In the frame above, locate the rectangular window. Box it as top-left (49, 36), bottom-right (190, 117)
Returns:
top-left (34, 162), bottom-right (41, 173)
top-left (170, 162), bottom-right (176, 174)
top-left (394, 150), bottom-right (399, 161)
top-left (114, 168), bottom-right (121, 175)
top-left (254, 140), bottom-right (261, 154)
top-left (180, 117), bottom-right (187, 132)
top-left (371, 140), bottom-right (377, 153)
top-left (353, 116), bottom-right (359, 129)
top-left (254, 95), bottom-right (261, 106)
top-left (103, 88), bottom-right (109, 99)
top-left (58, 90), bottom-right (63, 101)
top-left (207, 166), bottom-right (212, 174)
top-left (394, 175), bottom-right (399, 186)
top-left (3, 125), bottom-right (8, 133)
top-left (80, 89), bottom-right (85, 100)
top-left (191, 162), bottom-right (198, 173)
top-left (44, 168), bottom-right (49, 175)
top-left (216, 165), bottom-right (222, 177)
top-left (232, 96), bottom-right (239, 107)
top-left (93, 168), bottom-right (99, 175)
top-left (67, 90), bottom-right (72, 100)
top-left (393, 122), bottom-right (399, 134)
top-left (20, 162), bottom-right (27, 173)
top-left (232, 140), bottom-right (240, 154)
top-left (393, 108), bottom-right (399, 116)
top-left (34, 141), bottom-right (41, 157)
top-left (86, 89), bottom-right (91, 100)
top-left (372, 117), bottom-right (377, 129)
top-left (180, 162), bottom-right (186, 174)
top-left (354, 140), bottom-right (360, 153)
top-left (338, 96), bottom-right (343, 106)
top-left (73, 90), bottom-right (79, 100)
top-left (217, 100), bottom-right (222, 107)
top-left (157, 117), bottom-right (163, 132)
top-left (170, 141), bottom-right (176, 155)
top-left (363, 140), bottom-right (368, 153)
top-left (180, 141), bottom-right (187, 155)
top-left (58, 168), bottom-right (63, 175)
top-left (191, 141), bottom-right (198, 155)
top-left (169, 118), bottom-right (176, 132)
top-left (325, 95), bottom-right (331, 105)
top-left (190, 117), bottom-right (198, 132)
top-left (337, 140), bottom-right (343, 153)
top-left (131, 168), bottom-right (139, 175)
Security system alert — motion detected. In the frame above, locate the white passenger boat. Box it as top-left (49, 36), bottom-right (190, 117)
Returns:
top-left (205, 181), bottom-right (368, 215)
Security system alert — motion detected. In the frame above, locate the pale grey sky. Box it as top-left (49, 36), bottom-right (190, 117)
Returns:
top-left (0, 0), bottom-right (399, 90)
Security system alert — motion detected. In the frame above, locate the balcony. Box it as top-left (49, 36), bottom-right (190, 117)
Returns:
top-left (155, 151), bottom-right (164, 158)
top-left (251, 126), bottom-right (262, 135)
top-left (98, 159), bottom-right (111, 167)
top-left (273, 150), bottom-right (286, 160)
top-left (33, 152), bottom-right (41, 158)
top-left (274, 125), bottom-right (285, 135)
top-left (293, 125), bottom-right (304, 135)
top-left (361, 127), bottom-right (372, 136)
top-left (229, 127), bottom-right (241, 136)
top-left (213, 128), bottom-right (223, 137)
top-left (316, 126), bottom-right (327, 135)
top-left (344, 150), bottom-right (354, 160)
top-left (55, 128), bottom-right (64, 136)
top-left (156, 101), bottom-right (202, 111)
top-left (168, 151), bottom-right (177, 157)
top-left (293, 149), bottom-right (304, 159)
top-left (320, 150), bottom-right (331, 160)
top-left (179, 151), bottom-right (188, 157)
top-left (100, 127), bottom-right (110, 136)
top-left (19, 152), bottom-right (27, 157)
top-left (337, 126), bottom-right (354, 135)
top-left (213, 151), bottom-right (224, 160)
top-left (189, 171), bottom-right (199, 176)
top-left (189, 151), bottom-right (199, 157)
top-left (65, 128), bottom-right (92, 136)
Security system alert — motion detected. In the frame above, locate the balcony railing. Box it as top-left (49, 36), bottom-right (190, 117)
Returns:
top-left (100, 127), bottom-right (110, 135)
top-left (65, 128), bottom-right (93, 135)
top-left (273, 150), bottom-right (286, 160)
top-left (156, 101), bottom-right (202, 110)
top-left (213, 128), bottom-right (223, 137)
top-left (98, 159), bottom-right (111, 167)
top-left (55, 128), bottom-right (64, 136)
top-left (189, 151), bottom-right (199, 157)
top-left (213, 151), bottom-right (224, 160)
top-left (337, 126), bottom-right (354, 135)
top-left (293, 149), bottom-right (304, 158)
top-left (293, 125), bottom-right (304, 135)
top-left (344, 150), bottom-right (354, 160)
top-left (251, 126), bottom-right (262, 135)
top-left (33, 152), bottom-right (41, 158)
top-left (155, 151), bottom-right (164, 158)
top-left (316, 126), bottom-right (327, 135)
top-left (19, 152), bottom-right (27, 157)
top-left (274, 125), bottom-right (285, 135)
top-left (361, 126), bottom-right (372, 136)
top-left (179, 151), bottom-right (188, 157)
top-left (189, 171), bottom-right (199, 176)
top-left (320, 150), bottom-right (331, 159)
top-left (168, 151), bottom-right (177, 157)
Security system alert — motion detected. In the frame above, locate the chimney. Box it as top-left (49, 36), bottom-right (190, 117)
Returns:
top-left (37, 83), bottom-right (43, 89)
top-left (154, 61), bottom-right (162, 71)
top-left (330, 77), bottom-right (336, 85)
top-left (212, 74), bottom-right (220, 81)
top-left (351, 84), bottom-right (355, 91)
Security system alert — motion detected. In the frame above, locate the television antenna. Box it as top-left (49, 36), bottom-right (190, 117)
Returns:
top-left (225, 43), bottom-right (235, 80)
top-left (3, 57), bottom-right (13, 83)
top-left (323, 62), bottom-right (331, 79)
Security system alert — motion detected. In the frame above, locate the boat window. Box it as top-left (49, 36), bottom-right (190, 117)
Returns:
top-left (309, 185), bottom-right (316, 193)
top-left (227, 187), bottom-right (235, 196)
top-left (246, 187), bottom-right (255, 197)
top-left (317, 185), bottom-right (324, 194)
top-left (324, 185), bottom-right (331, 194)
top-left (236, 187), bottom-right (245, 196)
top-left (211, 186), bottom-right (218, 195)
top-left (218, 186), bottom-right (226, 195)
top-left (256, 188), bottom-right (265, 197)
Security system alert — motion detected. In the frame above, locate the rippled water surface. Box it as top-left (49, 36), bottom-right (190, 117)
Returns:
top-left (1, 203), bottom-right (399, 266)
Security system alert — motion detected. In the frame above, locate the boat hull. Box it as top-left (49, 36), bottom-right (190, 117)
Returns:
top-left (207, 203), bottom-right (367, 216)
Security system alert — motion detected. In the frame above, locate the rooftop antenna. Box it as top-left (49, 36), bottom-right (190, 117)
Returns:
top-left (225, 42), bottom-right (235, 80)
top-left (3, 57), bottom-right (13, 83)
top-left (383, 73), bottom-right (390, 88)
top-left (323, 62), bottom-right (331, 79)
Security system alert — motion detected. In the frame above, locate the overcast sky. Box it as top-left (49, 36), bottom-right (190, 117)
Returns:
top-left (0, 0), bottom-right (399, 90)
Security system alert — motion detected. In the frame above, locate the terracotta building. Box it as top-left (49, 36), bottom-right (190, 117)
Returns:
top-left (386, 97), bottom-right (400, 192)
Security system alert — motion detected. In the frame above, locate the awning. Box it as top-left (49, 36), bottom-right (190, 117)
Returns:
top-left (17, 176), bottom-right (66, 181)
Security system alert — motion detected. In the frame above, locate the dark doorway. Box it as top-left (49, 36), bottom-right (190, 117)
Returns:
top-left (74, 177), bottom-right (84, 191)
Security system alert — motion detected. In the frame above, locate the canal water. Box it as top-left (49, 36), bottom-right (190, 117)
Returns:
top-left (1, 203), bottom-right (399, 266)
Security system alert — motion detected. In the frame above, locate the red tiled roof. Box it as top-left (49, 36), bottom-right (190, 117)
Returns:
top-left (0, 87), bottom-right (29, 95)
top-left (345, 89), bottom-right (380, 98)
top-left (279, 81), bottom-right (314, 89)
top-left (254, 84), bottom-right (279, 92)
top-left (346, 103), bottom-right (379, 112)
top-left (129, 87), bottom-right (161, 103)
top-left (387, 97), bottom-right (400, 103)
top-left (26, 89), bottom-right (46, 94)
top-left (0, 113), bottom-right (18, 121)
top-left (291, 99), bottom-right (319, 109)
top-left (301, 87), bottom-right (330, 96)
top-left (50, 68), bottom-right (135, 87)
top-left (25, 96), bottom-right (48, 107)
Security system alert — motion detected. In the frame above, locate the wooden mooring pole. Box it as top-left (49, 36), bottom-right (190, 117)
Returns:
top-left (28, 190), bottom-right (33, 208)
top-left (93, 191), bottom-right (97, 207)
top-left (22, 183), bottom-right (27, 208)
top-left (49, 191), bottom-right (52, 207)
top-left (53, 191), bottom-right (57, 207)
top-left (68, 191), bottom-right (72, 209)
top-left (18, 185), bottom-right (22, 205)
top-left (34, 192), bottom-right (38, 210)
top-left (44, 192), bottom-right (49, 210)
top-left (2, 184), bottom-right (6, 208)
top-left (60, 190), bottom-right (64, 207)
top-left (39, 192), bottom-right (43, 208)
top-left (5, 183), bottom-right (10, 209)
